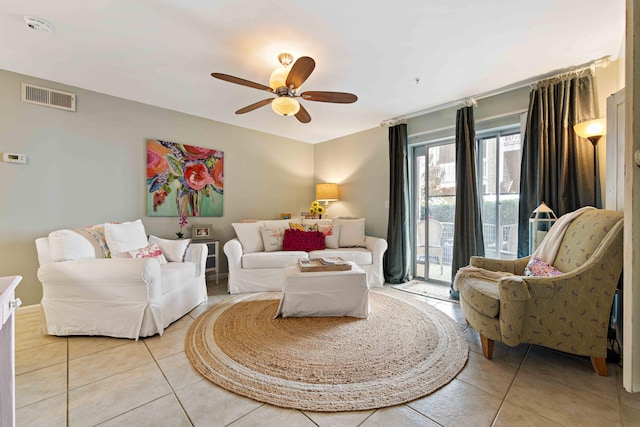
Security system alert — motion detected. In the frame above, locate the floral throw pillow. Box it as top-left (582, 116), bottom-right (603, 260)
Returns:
top-left (261, 226), bottom-right (286, 252)
top-left (524, 257), bottom-right (563, 277)
top-left (126, 243), bottom-right (168, 264)
top-left (289, 222), bottom-right (318, 232)
top-left (282, 229), bottom-right (325, 251)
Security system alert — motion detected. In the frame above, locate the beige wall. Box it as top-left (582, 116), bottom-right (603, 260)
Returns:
top-left (0, 70), bottom-right (314, 305)
top-left (313, 126), bottom-right (389, 240)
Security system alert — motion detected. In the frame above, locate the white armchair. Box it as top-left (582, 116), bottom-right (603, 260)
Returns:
top-left (35, 221), bottom-right (208, 339)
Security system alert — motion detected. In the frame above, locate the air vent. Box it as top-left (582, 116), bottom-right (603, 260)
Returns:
top-left (21, 83), bottom-right (76, 112)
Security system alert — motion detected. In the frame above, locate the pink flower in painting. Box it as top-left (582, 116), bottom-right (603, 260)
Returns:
top-left (184, 163), bottom-right (214, 191)
top-left (147, 141), bottom-right (171, 178)
top-left (184, 145), bottom-right (218, 160)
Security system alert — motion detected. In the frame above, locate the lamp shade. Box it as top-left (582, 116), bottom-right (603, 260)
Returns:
top-left (316, 183), bottom-right (339, 201)
top-left (271, 97), bottom-right (300, 116)
top-left (574, 119), bottom-right (606, 143)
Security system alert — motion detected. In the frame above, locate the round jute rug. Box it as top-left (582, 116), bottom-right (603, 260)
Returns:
top-left (185, 288), bottom-right (468, 412)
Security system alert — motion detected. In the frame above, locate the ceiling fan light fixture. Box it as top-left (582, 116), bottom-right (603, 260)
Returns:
top-left (269, 65), bottom-right (291, 90)
top-left (272, 97), bottom-right (300, 116)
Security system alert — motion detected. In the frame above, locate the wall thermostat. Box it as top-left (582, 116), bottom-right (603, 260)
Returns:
top-left (2, 153), bottom-right (27, 164)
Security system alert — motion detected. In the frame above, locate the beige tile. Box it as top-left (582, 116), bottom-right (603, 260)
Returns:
top-left (97, 393), bottom-right (191, 427)
top-left (16, 362), bottom-right (67, 409)
top-left (360, 406), bottom-right (439, 426)
top-left (432, 300), bottom-right (467, 327)
top-left (228, 404), bottom-right (315, 426)
top-left (505, 369), bottom-right (621, 427)
top-left (15, 392), bottom-right (67, 427)
top-left (408, 378), bottom-right (502, 427)
top-left (623, 404), bottom-right (640, 426)
top-left (15, 327), bottom-right (62, 352)
top-left (68, 335), bottom-right (130, 359)
top-left (144, 324), bottom-right (190, 359)
top-left (15, 311), bottom-right (41, 333)
top-left (493, 401), bottom-right (564, 427)
top-left (16, 340), bottom-right (67, 375)
top-left (175, 378), bottom-right (262, 427)
top-left (456, 350), bottom-right (518, 398)
top-left (620, 384), bottom-right (640, 411)
top-left (156, 351), bottom-right (203, 390)
top-left (164, 313), bottom-right (194, 332)
top-left (189, 295), bottom-right (225, 318)
top-left (69, 341), bottom-right (154, 389)
top-left (521, 345), bottom-right (619, 401)
top-left (68, 362), bottom-right (172, 427)
top-left (208, 280), bottom-right (230, 296)
top-left (304, 409), bottom-right (375, 427)
top-left (463, 327), bottom-right (529, 368)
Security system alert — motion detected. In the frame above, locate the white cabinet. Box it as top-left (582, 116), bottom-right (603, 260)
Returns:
top-left (203, 240), bottom-right (219, 284)
top-left (0, 276), bottom-right (22, 427)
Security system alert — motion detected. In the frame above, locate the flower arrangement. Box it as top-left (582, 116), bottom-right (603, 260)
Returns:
top-left (147, 139), bottom-right (224, 217)
top-left (308, 200), bottom-right (325, 217)
top-left (176, 215), bottom-right (188, 238)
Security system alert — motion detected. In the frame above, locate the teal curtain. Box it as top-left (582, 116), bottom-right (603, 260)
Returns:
top-left (517, 72), bottom-right (597, 257)
top-left (384, 123), bottom-right (410, 284)
top-left (450, 106), bottom-right (485, 299)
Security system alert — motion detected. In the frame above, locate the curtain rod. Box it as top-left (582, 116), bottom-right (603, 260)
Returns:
top-left (380, 55), bottom-right (611, 127)
top-left (407, 109), bottom-right (528, 139)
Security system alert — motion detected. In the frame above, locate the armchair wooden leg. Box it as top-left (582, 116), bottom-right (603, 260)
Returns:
top-left (591, 356), bottom-right (608, 376)
top-left (479, 333), bottom-right (494, 360)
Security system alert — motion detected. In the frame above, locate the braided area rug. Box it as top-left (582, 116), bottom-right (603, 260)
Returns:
top-left (185, 288), bottom-right (468, 412)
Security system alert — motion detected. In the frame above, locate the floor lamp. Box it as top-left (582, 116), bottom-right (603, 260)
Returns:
top-left (574, 119), bottom-right (606, 208)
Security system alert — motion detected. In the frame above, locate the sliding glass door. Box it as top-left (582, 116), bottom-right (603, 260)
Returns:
top-left (411, 125), bottom-right (522, 283)
top-left (412, 141), bottom-right (456, 282)
top-left (476, 129), bottom-right (521, 260)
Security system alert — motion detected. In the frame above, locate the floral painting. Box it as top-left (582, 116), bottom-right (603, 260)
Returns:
top-left (146, 139), bottom-right (223, 217)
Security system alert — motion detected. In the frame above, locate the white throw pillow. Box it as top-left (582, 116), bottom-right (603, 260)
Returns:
top-left (126, 243), bottom-right (168, 264)
top-left (48, 229), bottom-right (97, 261)
top-left (104, 219), bottom-right (149, 258)
top-left (262, 219), bottom-right (291, 229)
top-left (148, 235), bottom-right (191, 262)
top-left (261, 226), bottom-right (286, 252)
top-left (232, 222), bottom-right (264, 253)
top-left (332, 218), bottom-right (366, 247)
top-left (319, 224), bottom-right (341, 249)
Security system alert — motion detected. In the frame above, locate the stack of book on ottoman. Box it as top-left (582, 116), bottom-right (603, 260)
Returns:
top-left (298, 257), bottom-right (352, 272)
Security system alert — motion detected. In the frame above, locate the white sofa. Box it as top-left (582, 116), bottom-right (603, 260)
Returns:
top-left (35, 220), bottom-right (208, 339)
top-left (224, 218), bottom-right (387, 294)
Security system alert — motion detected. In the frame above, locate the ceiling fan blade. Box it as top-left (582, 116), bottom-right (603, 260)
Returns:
top-left (286, 57), bottom-right (316, 89)
top-left (235, 98), bottom-right (274, 114)
top-left (295, 104), bottom-right (311, 123)
top-left (300, 91), bottom-right (358, 103)
top-left (211, 73), bottom-right (273, 93)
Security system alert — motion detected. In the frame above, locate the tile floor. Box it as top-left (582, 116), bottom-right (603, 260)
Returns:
top-left (13, 279), bottom-right (640, 427)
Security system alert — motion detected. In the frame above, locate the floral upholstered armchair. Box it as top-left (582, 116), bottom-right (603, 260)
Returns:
top-left (456, 209), bottom-right (623, 376)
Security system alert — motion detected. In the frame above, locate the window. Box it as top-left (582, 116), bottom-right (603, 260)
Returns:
top-left (410, 124), bottom-right (522, 283)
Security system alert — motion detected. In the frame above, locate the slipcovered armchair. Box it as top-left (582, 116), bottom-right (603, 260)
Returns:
top-left (35, 220), bottom-right (208, 339)
top-left (456, 209), bottom-right (623, 376)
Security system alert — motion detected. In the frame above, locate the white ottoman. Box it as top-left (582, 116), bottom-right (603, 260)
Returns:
top-left (276, 262), bottom-right (369, 318)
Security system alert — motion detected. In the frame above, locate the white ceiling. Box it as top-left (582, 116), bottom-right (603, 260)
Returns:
top-left (0, 0), bottom-right (625, 144)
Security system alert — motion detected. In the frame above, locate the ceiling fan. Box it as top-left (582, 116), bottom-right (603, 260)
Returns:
top-left (211, 53), bottom-right (357, 123)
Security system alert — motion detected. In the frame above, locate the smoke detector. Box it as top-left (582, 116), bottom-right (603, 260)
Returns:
top-left (24, 16), bottom-right (53, 32)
